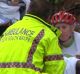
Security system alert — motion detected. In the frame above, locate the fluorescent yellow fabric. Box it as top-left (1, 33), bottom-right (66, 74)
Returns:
top-left (0, 14), bottom-right (65, 74)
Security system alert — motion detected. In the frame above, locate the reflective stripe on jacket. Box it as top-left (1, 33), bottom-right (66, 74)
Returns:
top-left (0, 14), bottom-right (65, 74)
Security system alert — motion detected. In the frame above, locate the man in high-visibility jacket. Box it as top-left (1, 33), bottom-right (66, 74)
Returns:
top-left (0, 0), bottom-right (65, 74)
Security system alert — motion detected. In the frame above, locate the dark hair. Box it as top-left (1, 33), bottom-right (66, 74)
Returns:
top-left (27, 0), bottom-right (64, 20)
top-left (27, 0), bottom-right (54, 20)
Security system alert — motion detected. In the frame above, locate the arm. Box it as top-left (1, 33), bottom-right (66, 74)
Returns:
top-left (64, 57), bottom-right (80, 74)
top-left (22, 0), bottom-right (31, 13)
top-left (43, 33), bottom-right (65, 74)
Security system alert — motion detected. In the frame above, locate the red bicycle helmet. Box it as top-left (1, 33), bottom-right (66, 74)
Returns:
top-left (50, 11), bottom-right (76, 25)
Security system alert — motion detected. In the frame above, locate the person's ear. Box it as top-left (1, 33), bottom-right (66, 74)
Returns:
top-left (71, 22), bottom-right (76, 31)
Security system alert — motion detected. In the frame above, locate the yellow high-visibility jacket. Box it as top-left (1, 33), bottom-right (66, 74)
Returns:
top-left (0, 14), bottom-right (65, 74)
